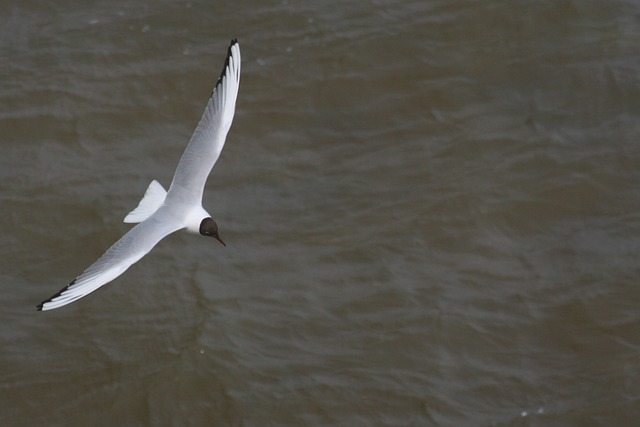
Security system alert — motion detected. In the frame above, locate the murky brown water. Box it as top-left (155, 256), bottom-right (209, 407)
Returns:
top-left (1, 1), bottom-right (640, 426)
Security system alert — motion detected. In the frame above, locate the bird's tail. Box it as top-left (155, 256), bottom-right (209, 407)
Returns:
top-left (123, 180), bottom-right (167, 223)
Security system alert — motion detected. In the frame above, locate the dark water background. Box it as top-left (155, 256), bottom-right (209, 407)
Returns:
top-left (1, 1), bottom-right (640, 426)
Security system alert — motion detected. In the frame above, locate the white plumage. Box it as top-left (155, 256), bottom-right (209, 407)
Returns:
top-left (37, 40), bottom-right (241, 311)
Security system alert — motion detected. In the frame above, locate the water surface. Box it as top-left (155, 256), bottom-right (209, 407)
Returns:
top-left (1, 1), bottom-right (640, 426)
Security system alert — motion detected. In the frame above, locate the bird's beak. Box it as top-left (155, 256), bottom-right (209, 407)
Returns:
top-left (215, 235), bottom-right (226, 246)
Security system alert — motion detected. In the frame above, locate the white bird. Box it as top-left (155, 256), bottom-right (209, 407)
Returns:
top-left (37, 39), bottom-right (241, 311)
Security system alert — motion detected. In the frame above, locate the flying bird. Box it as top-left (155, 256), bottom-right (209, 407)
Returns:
top-left (37, 39), bottom-right (241, 311)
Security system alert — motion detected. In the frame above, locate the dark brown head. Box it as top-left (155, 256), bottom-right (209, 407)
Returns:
top-left (199, 217), bottom-right (226, 246)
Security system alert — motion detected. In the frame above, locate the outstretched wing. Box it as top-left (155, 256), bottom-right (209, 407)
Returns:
top-left (37, 213), bottom-right (182, 311)
top-left (167, 39), bottom-right (241, 205)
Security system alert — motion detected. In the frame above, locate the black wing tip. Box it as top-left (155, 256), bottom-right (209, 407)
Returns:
top-left (36, 279), bottom-right (76, 312)
top-left (212, 38), bottom-right (240, 94)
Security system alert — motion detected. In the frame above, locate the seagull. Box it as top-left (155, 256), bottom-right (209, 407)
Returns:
top-left (37, 39), bottom-right (241, 311)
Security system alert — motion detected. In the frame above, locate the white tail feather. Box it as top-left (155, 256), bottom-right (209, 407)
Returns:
top-left (124, 180), bottom-right (167, 223)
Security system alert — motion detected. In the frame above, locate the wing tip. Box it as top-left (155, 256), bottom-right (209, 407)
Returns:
top-left (36, 279), bottom-right (76, 312)
top-left (212, 38), bottom-right (240, 94)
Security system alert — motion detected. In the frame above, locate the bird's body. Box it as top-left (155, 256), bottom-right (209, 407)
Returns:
top-left (37, 39), bottom-right (241, 311)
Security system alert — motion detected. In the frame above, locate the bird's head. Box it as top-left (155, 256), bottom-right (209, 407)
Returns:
top-left (199, 217), bottom-right (226, 246)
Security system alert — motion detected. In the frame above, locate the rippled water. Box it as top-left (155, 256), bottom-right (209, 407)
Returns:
top-left (2, 1), bottom-right (640, 426)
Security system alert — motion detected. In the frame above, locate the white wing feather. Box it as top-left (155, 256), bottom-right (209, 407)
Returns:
top-left (37, 211), bottom-right (182, 311)
top-left (167, 40), bottom-right (241, 205)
